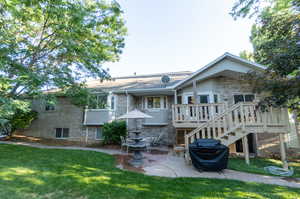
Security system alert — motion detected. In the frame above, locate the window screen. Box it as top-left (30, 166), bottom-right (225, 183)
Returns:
top-left (96, 127), bottom-right (102, 140)
top-left (177, 96), bottom-right (182, 104)
top-left (245, 94), bottom-right (255, 102)
top-left (62, 128), bottom-right (69, 138)
top-left (213, 95), bottom-right (218, 103)
top-left (147, 97), bottom-right (161, 108)
top-left (234, 95), bottom-right (245, 104)
top-left (55, 128), bottom-right (62, 138)
top-left (199, 95), bottom-right (209, 103)
top-left (55, 128), bottom-right (69, 138)
top-left (187, 96), bottom-right (193, 104)
top-left (111, 96), bottom-right (115, 110)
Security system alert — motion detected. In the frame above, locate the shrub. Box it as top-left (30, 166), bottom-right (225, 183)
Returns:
top-left (102, 120), bottom-right (127, 145)
top-left (10, 110), bottom-right (38, 133)
top-left (0, 109), bottom-right (38, 136)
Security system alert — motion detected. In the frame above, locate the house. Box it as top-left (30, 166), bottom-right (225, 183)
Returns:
top-left (19, 52), bottom-right (300, 160)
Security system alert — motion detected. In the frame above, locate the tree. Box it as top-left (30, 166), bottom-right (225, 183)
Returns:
top-left (239, 50), bottom-right (254, 61)
top-left (231, 0), bottom-right (300, 111)
top-left (0, 0), bottom-right (127, 135)
top-left (232, 0), bottom-right (300, 144)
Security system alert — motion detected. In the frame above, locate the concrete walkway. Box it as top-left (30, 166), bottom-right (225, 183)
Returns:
top-left (143, 155), bottom-right (300, 188)
top-left (1, 141), bottom-right (299, 188)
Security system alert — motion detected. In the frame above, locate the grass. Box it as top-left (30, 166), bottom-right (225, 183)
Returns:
top-left (0, 144), bottom-right (299, 199)
top-left (229, 157), bottom-right (300, 178)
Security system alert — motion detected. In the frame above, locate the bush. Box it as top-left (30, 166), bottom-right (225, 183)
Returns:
top-left (10, 110), bottom-right (38, 134)
top-left (0, 109), bottom-right (38, 136)
top-left (102, 120), bottom-right (127, 145)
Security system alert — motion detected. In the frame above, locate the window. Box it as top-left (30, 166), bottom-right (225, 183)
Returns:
top-left (110, 96), bottom-right (115, 110)
top-left (245, 94), bottom-right (255, 102)
top-left (187, 96), bottom-right (193, 104)
top-left (147, 97), bottom-right (161, 109)
top-left (45, 103), bottom-right (55, 111)
top-left (95, 127), bottom-right (103, 140)
top-left (177, 96), bottom-right (182, 104)
top-left (88, 94), bottom-right (107, 109)
top-left (198, 95), bottom-right (209, 103)
top-left (146, 96), bottom-right (167, 109)
top-left (213, 94), bottom-right (218, 103)
top-left (234, 94), bottom-right (255, 104)
top-left (55, 128), bottom-right (69, 138)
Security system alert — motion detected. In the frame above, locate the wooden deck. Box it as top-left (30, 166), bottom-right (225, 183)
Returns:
top-left (172, 102), bottom-right (289, 165)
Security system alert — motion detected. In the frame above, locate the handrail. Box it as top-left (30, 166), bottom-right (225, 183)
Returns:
top-left (184, 102), bottom-right (242, 149)
top-left (184, 102), bottom-right (288, 150)
top-left (172, 103), bottom-right (226, 122)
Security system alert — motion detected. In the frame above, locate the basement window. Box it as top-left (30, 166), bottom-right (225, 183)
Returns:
top-left (55, 128), bottom-right (69, 138)
top-left (45, 103), bottom-right (55, 111)
top-left (95, 127), bottom-right (103, 140)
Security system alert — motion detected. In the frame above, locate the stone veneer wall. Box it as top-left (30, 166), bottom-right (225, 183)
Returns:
top-left (18, 97), bottom-right (86, 142)
top-left (213, 76), bottom-right (257, 106)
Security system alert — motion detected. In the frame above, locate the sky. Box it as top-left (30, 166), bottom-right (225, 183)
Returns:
top-left (105, 0), bottom-right (255, 77)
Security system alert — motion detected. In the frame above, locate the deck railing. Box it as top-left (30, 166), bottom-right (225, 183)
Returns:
top-left (184, 102), bottom-right (289, 148)
top-left (172, 103), bottom-right (226, 123)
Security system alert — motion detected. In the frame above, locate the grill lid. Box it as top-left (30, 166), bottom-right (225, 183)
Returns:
top-left (195, 139), bottom-right (221, 147)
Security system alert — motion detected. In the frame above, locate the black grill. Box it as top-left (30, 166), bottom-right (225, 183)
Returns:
top-left (189, 139), bottom-right (229, 171)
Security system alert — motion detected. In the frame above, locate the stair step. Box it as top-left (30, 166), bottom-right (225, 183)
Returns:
top-left (221, 135), bottom-right (228, 140)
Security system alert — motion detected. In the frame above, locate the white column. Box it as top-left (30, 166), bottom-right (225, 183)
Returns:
top-left (279, 133), bottom-right (288, 170)
top-left (192, 80), bottom-right (197, 104)
top-left (174, 90), bottom-right (178, 105)
top-left (242, 135), bottom-right (250, 165)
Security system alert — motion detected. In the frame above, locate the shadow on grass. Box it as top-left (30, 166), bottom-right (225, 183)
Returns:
top-left (0, 144), bottom-right (299, 199)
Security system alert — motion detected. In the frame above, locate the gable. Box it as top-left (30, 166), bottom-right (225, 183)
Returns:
top-left (173, 53), bottom-right (266, 89)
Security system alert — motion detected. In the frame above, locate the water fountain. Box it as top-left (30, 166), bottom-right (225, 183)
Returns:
top-left (128, 130), bottom-right (146, 167)
top-left (118, 109), bottom-right (152, 167)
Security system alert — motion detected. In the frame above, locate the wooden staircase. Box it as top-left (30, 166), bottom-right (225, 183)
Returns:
top-left (184, 102), bottom-right (289, 161)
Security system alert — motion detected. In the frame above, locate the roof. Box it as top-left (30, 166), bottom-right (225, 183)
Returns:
top-left (46, 52), bottom-right (266, 94)
top-left (86, 71), bottom-right (192, 92)
top-left (172, 52), bottom-right (266, 89)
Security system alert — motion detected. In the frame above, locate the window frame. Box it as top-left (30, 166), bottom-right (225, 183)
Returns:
top-left (55, 128), bottom-right (69, 139)
top-left (45, 103), bottom-right (55, 111)
top-left (107, 93), bottom-right (117, 110)
top-left (145, 96), bottom-right (168, 110)
top-left (95, 127), bottom-right (103, 140)
top-left (233, 93), bottom-right (256, 104)
top-left (183, 92), bottom-right (218, 104)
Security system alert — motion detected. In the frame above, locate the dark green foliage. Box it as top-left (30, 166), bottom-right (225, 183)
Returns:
top-left (102, 120), bottom-right (127, 144)
top-left (10, 110), bottom-right (38, 134)
top-left (232, 0), bottom-right (300, 116)
top-left (0, 0), bottom-right (126, 123)
top-left (0, 109), bottom-right (38, 136)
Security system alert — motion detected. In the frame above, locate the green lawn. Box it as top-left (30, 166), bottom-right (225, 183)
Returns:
top-left (0, 144), bottom-right (299, 199)
top-left (229, 157), bottom-right (300, 178)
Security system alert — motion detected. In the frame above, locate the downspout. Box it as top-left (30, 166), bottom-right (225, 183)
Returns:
top-left (126, 90), bottom-right (129, 134)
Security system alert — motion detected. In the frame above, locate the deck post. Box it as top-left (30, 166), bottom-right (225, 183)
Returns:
top-left (192, 80), bottom-right (197, 104)
top-left (279, 133), bottom-right (289, 170)
top-left (174, 90), bottom-right (178, 104)
top-left (242, 135), bottom-right (250, 165)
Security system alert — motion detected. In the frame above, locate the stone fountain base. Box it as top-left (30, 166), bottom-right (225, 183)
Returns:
top-left (127, 131), bottom-right (146, 167)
